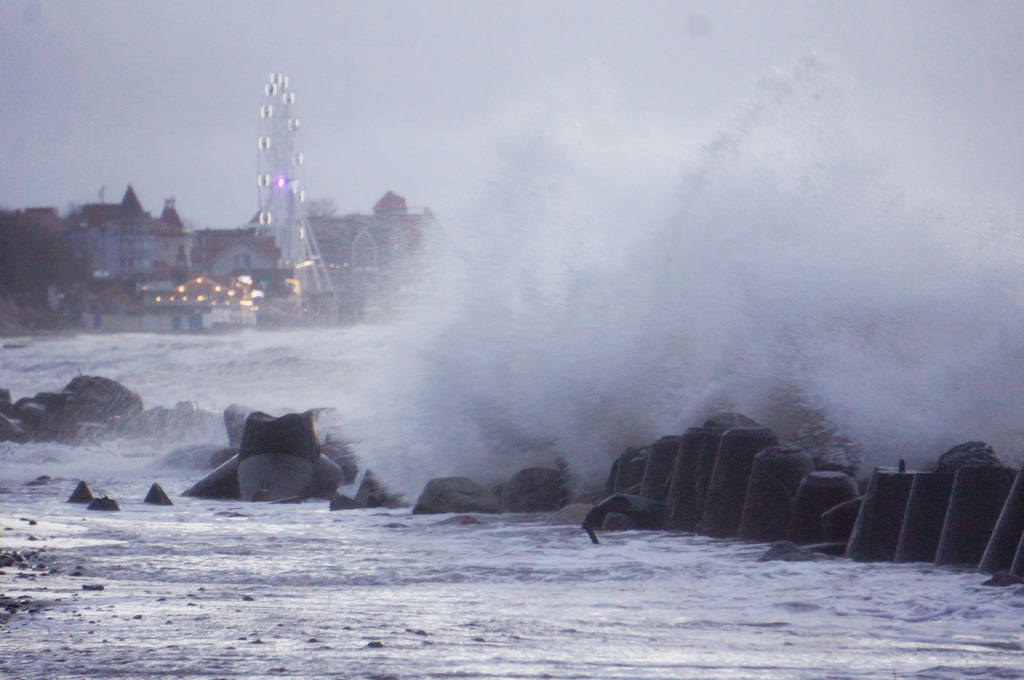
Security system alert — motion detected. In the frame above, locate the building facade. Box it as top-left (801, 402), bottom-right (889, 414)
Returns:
top-left (65, 186), bottom-right (192, 284)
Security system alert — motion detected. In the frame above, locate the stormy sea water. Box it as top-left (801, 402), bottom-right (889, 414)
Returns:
top-left (4, 57), bottom-right (1024, 677)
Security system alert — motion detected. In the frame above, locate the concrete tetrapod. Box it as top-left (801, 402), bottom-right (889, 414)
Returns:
top-left (894, 472), bottom-right (954, 564)
top-left (611, 447), bottom-right (648, 495)
top-left (662, 426), bottom-right (724, 532)
top-left (786, 471), bottom-right (859, 545)
top-left (846, 469), bottom-right (913, 563)
top-left (979, 463), bottom-right (1024, 574)
top-left (639, 435), bottom-right (684, 504)
top-left (697, 427), bottom-right (778, 539)
top-left (737, 446), bottom-right (814, 542)
top-left (935, 465), bottom-right (1014, 567)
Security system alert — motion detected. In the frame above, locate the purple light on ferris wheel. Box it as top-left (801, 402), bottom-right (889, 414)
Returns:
top-left (276, 176), bottom-right (286, 188)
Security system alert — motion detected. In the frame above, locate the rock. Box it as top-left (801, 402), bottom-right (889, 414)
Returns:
top-left (320, 434), bottom-right (359, 485)
top-left (412, 477), bottom-right (501, 515)
top-left (13, 376), bottom-right (143, 442)
top-left (87, 496), bottom-right (120, 511)
top-left (547, 503), bottom-right (594, 526)
top-left (758, 541), bottom-right (816, 562)
top-left (67, 480), bottom-right (94, 503)
top-left (354, 469), bottom-right (400, 508)
top-left (82, 584), bottom-right (105, 591)
top-left (936, 441), bottom-right (1001, 474)
top-left (24, 475), bottom-right (52, 486)
top-left (499, 467), bottom-right (568, 513)
top-left (328, 469), bottom-right (401, 511)
top-left (0, 412), bottom-right (28, 442)
top-left (127, 402), bottom-right (223, 441)
top-left (222, 404), bottom-right (252, 448)
top-left (143, 483), bottom-right (173, 506)
top-left (981, 571), bottom-right (1024, 587)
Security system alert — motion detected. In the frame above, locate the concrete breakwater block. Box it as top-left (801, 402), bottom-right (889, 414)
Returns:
top-left (639, 436), bottom-right (683, 503)
top-left (847, 469), bottom-right (913, 563)
top-left (413, 477), bottom-right (501, 515)
top-left (935, 465), bottom-right (1015, 567)
top-left (737, 446), bottom-right (814, 542)
top-left (663, 427), bottom-right (723, 532)
top-left (609, 447), bottom-right (648, 495)
top-left (820, 496), bottom-right (862, 545)
top-left (237, 412), bottom-right (319, 502)
top-left (697, 427), bottom-right (778, 539)
top-left (787, 471), bottom-right (859, 545)
top-left (582, 494), bottom-right (665, 531)
top-left (67, 480), bottom-right (94, 504)
top-left (894, 472), bottom-right (954, 564)
top-left (143, 483), bottom-right (174, 506)
top-left (979, 463), bottom-right (1024, 574)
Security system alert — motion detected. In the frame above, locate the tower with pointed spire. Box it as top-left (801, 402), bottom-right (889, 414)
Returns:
top-left (65, 185), bottom-right (193, 282)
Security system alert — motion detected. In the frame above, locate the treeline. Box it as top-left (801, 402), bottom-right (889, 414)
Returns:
top-left (0, 209), bottom-right (90, 330)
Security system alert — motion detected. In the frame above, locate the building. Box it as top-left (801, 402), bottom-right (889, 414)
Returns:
top-left (64, 186), bottom-right (192, 284)
top-left (309, 191), bottom-right (435, 319)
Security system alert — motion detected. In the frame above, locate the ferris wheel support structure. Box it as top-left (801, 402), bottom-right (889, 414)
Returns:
top-left (255, 73), bottom-right (335, 304)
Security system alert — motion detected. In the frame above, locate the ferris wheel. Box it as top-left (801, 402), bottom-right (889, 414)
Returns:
top-left (255, 73), bottom-right (334, 297)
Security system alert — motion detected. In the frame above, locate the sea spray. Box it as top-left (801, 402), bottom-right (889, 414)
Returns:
top-left (346, 56), bottom-right (1024, 496)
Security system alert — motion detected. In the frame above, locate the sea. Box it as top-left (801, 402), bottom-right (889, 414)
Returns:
top-left (3, 56), bottom-right (1024, 678)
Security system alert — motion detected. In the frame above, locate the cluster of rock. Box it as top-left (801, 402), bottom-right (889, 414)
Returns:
top-left (576, 413), bottom-right (1024, 577)
top-left (180, 408), bottom-right (405, 507)
top-left (0, 376), bottom-right (221, 444)
top-left (410, 466), bottom-right (571, 515)
top-left (64, 480), bottom-right (173, 510)
top-left (1, 375), bottom-right (397, 507)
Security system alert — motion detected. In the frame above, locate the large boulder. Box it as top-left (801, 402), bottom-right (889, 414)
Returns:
top-left (126, 401), bottom-right (222, 441)
top-left (500, 467), bottom-right (568, 513)
top-left (412, 477), bottom-right (501, 515)
top-left (0, 411), bottom-right (28, 442)
top-left (223, 404), bottom-right (253, 448)
top-left (12, 376), bottom-right (143, 442)
top-left (936, 441), bottom-right (1001, 474)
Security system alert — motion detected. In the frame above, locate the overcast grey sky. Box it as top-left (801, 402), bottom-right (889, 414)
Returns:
top-left (1, 0), bottom-right (1021, 227)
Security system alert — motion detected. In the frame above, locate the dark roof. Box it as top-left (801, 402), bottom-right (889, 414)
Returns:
top-left (160, 204), bottom-right (184, 230)
top-left (373, 191), bottom-right (407, 215)
top-left (121, 185), bottom-right (145, 216)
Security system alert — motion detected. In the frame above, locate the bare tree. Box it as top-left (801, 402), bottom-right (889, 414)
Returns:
top-left (305, 198), bottom-right (339, 218)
